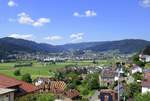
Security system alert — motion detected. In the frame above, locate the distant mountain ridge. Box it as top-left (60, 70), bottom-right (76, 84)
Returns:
top-left (0, 37), bottom-right (64, 57)
top-left (0, 37), bottom-right (150, 57)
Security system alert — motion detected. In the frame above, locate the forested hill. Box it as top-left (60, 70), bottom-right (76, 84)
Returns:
top-left (0, 37), bottom-right (150, 55)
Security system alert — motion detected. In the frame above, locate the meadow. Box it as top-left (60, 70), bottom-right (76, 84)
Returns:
top-left (0, 60), bottom-right (112, 80)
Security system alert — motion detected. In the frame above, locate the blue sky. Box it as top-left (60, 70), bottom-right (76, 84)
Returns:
top-left (0, 0), bottom-right (150, 45)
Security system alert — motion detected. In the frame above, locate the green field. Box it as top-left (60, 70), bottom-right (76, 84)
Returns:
top-left (145, 63), bottom-right (150, 68)
top-left (0, 60), bottom-right (112, 80)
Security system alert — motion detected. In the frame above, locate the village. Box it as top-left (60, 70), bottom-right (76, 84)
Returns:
top-left (0, 51), bottom-right (150, 101)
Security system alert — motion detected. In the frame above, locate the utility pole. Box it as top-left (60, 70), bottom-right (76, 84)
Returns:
top-left (116, 62), bottom-right (121, 101)
top-left (118, 70), bottom-right (120, 101)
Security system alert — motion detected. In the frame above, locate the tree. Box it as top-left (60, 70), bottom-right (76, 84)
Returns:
top-left (86, 73), bottom-right (100, 90)
top-left (132, 54), bottom-right (145, 67)
top-left (132, 72), bottom-right (143, 81)
top-left (134, 93), bottom-right (150, 101)
top-left (81, 88), bottom-right (89, 96)
top-left (133, 54), bottom-right (139, 63)
top-left (126, 83), bottom-right (141, 97)
top-left (135, 61), bottom-right (145, 67)
top-left (22, 73), bottom-right (32, 83)
top-left (54, 72), bottom-right (65, 80)
top-left (88, 77), bottom-right (99, 90)
top-left (14, 69), bottom-right (21, 76)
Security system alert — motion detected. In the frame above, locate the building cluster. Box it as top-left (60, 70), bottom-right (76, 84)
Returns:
top-left (34, 77), bottom-right (80, 100)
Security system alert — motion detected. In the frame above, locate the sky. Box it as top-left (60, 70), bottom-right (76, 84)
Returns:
top-left (0, 0), bottom-right (150, 45)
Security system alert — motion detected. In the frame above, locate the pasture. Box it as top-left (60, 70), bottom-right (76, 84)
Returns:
top-left (0, 60), bottom-right (112, 80)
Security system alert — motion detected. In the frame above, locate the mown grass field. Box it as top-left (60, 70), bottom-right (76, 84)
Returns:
top-left (0, 60), bottom-right (112, 80)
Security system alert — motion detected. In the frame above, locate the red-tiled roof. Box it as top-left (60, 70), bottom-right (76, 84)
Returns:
top-left (144, 72), bottom-right (150, 81)
top-left (0, 74), bottom-right (21, 88)
top-left (0, 74), bottom-right (39, 96)
top-left (65, 89), bottom-right (80, 99)
top-left (50, 81), bottom-right (66, 94)
top-left (142, 81), bottom-right (150, 87)
top-left (19, 80), bottom-right (39, 93)
top-left (142, 72), bottom-right (150, 87)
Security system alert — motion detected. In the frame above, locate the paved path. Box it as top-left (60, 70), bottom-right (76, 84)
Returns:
top-left (89, 90), bottom-right (99, 101)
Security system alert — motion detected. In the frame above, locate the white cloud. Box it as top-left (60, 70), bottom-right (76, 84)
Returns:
top-left (139, 0), bottom-right (150, 7)
top-left (18, 12), bottom-right (34, 25)
top-left (70, 33), bottom-right (84, 42)
top-left (8, 0), bottom-right (17, 7)
top-left (73, 10), bottom-right (97, 17)
top-left (32, 18), bottom-right (50, 27)
top-left (45, 35), bottom-right (63, 41)
top-left (17, 12), bottom-right (50, 27)
top-left (8, 34), bottom-right (33, 40)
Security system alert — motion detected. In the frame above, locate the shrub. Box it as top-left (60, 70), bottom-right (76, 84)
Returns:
top-left (22, 73), bottom-right (32, 83)
top-left (14, 69), bottom-right (21, 76)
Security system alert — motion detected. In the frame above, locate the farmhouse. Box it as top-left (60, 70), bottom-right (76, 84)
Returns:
top-left (0, 74), bottom-right (39, 97)
top-left (99, 68), bottom-right (115, 86)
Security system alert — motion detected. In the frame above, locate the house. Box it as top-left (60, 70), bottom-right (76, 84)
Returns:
top-left (142, 72), bottom-right (150, 94)
top-left (99, 68), bottom-right (115, 86)
top-left (64, 89), bottom-right (80, 100)
top-left (0, 88), bottom-right (15, 101)
top-left (0, 74), bottom-right (39, 97)
top-left (34, 77), bottom-right (52, 86)
top-left (35, 78), bottom-right (66, 94)
top-left (99, 89), bottom-right (118, 101)
top-left (131, 65), bottom-right (142, 74)
top-left (139, 54), bottom-right (150, 62)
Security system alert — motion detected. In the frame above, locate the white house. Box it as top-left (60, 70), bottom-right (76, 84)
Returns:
top-left (131, 65), bottom-right (142, 74)
top-left (142, 72), bottom-right (150, 94)
top-left (139, 54), bottom-right (150, 62)
top-left (142, 86), bottom-right (150, 94)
